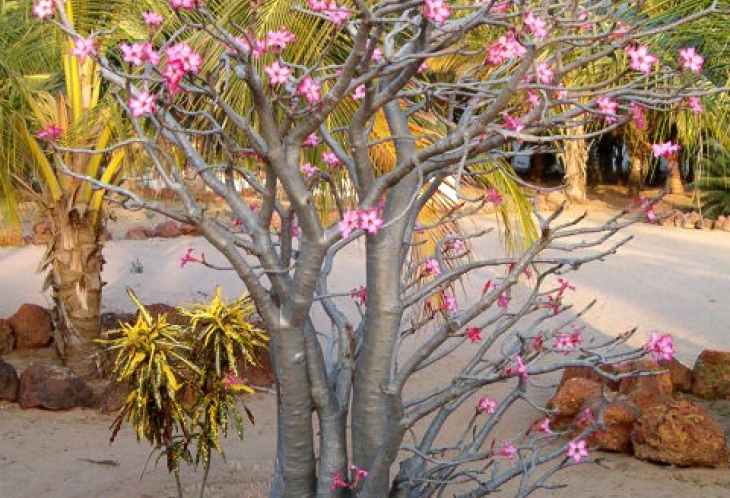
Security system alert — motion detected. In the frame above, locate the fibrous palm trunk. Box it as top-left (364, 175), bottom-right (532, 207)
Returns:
top-left (667, 157), bottom-right (685, 194)
top-left (39, 195), bottom-right (104, 378)
top-left (561, 134), bottom-right (589, 203)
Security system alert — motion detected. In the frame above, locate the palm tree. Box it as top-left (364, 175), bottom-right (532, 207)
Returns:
top-left (1, 0), bottom-right (133, 377)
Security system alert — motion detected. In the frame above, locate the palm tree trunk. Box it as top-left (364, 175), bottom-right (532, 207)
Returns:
top-left (627, 156), bottom-right (643, 198)
top-left (40, 196), bottom-right (104, 378)
top-left (667, 157), bottom-right (685, 194)
top-left (561, 134), bottom-right (589, 202)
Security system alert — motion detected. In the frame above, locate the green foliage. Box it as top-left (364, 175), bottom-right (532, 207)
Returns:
top-left (693, 142), bottom-right (730, 219)
top-left (102, 286), bottom-right (268, 478)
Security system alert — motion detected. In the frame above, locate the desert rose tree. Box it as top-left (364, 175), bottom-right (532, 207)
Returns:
top-left (36, 0), bottom-right (726, 496)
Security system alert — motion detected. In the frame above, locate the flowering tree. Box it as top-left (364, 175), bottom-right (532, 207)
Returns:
top-left (35, 0), bottom-right (726, 496)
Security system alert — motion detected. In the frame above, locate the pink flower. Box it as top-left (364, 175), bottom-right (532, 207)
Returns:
top-left (352, 84), bottom-right (366, 100)
top-left (477, 396), bottom-right (497, 414)
top-left (267, 27), bottom-right (296, 52)
top-left (645, 331), bottom-right (674, 362)
top-left (524, 11), bottom-right (548, 39)
top-left (308, 0), bottom-right (329, 11)
top-left (297, 76), bottom-right (322, 103)
top-left (359, 209), bottom-right (384, 234)
top-left (325, 3), bottom-right (351, 25)
top-left (526, 89), bottom-right (541, 107)
top-left (142, 11), bottom-right (164, 26)
top-left (630, 102), bottom-right (646, 130)
top-left (423, 258), bottom-right (441, 276)
top-left (553, 331), bottom-right (583, 354)
top-left (497, 292), bottom-right (510, 308)
top-left (501, 112), bottom-right (524, 133)
top-left (555, 84), bottom-right (568, 101)
top-left (350, 465), bottom-right (369, 488)
top-left (466, 327), bottom-right (483, 343)
top-left (129, 90), bottom-right (157, 117)
top-left (499, 440), bottom-right (517, 463)
top-left (121, 42), bottom-right (160, 66)
top-left (37, 124), bottom-right (62, 142)
top-left (679, 47), bottom-right (704, 73)
top-left (351, 285), bottom-right (367, 306)
top-left (290, 216), bottom-right (301, 238)
top-left (32, 0), bottom-right (54, 18)
top-left (651, 141), bottom-right (680, 159)
top-left (442, 292), bottom-right (458, 313)
top-left (447, 238), bottom-right (465, 252)
top-left (180, 247), bottom-right (196, 268)
top-left (418, 62), bottom-right (429, 73)
top-left (567, 438), bottom-right (589, 463)
top-left (535, 417), bottom-right (552, 434)
top-left (424, 0), bottom-right (451, 24)
top-left (322, 151), bottom-right (342, 167)
top-left (371, 47), bottom-right (383, 62)
top-left (302, 133), bottom-right (320, 147)
top-left (329, 470), bottom-right (348, 490)
top-left (224, 370), bottom-right (243, 391)
top-left (486, 187), bottom-right (503, 206)
top-left (487, 31), bottom-right (527, 65)
top-left (338, 210), bottom-right (360, 238)
top-left (506, 355), bottom-right (528, 379)
top-left (626, 45), bottom-right (658, 74)
top-left (300, 163), bottom-right (318, 179)
top-left (264, 61), bottom-right (291, 86)
top-left (166, 42), bottom-right (202, 73)
top-left (170, 0), bottom-right (197, 9)
top-left (536, 62), bottom-right (554, 84)
top-left (687, 96), bottom-right (702, 114)
top-left (596, 96), bottom-right (619, 123)
top-left (72, 36), bottom-right (95, 62)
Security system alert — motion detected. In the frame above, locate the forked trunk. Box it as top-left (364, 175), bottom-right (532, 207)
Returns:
top-left (40, 196), bottom-right (104, 378)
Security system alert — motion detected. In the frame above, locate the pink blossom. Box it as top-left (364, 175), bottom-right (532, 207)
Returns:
top-left (487, 31), bottom-right (527, 65)
top-left (536, 62), bottom-right (554, 84)
top-left (567, 438), bottom-right (589, 463)
top-left (325, 3), bottom-right (351, 25)
top-left (322, 151), bottom-right (342, 167)
top-left (297, 76), bottom-right (322, 103)
top-left (501, 112), bottom-right (524, 133)
top-left (359, 209), bottom-right (384, 234)
top-left (497, 292), bottom-right (510, 308)
top-left (651, 141), bottom-right (680, 159)
top-left (630, 102), bottom-right (646, 130)
top-left (338, 210), bottom-right (360, 238)
top-left (645, 331), bottom-right (674, 362)
top-left (447, 238), bottom-right (465, 252)
top-left (72, 36), bottom-right (95, 62)
top-left (424, 0), bottom-right (451, 24)
top-left (32, 0), bottom-right (54, 19)
top-left (180, 247), bottom-right (197, 268)
top-left (556, 84), bottom-right (568, 101)
top-left (499, 440), bottom-right (517, 463)
top-left (535, 417), bottom-right (552, 434)
top-left (526, 90), bottom-right (541, 107)
top-left (488, 2), bottom-right (509, 14)
top-left (329, 470), bottom-right (348, 490)
top-left (466, 327), bottom-right (483, 343)
top-left (441, 292), bottom-right (458, 314)
top-left (577, 407), bottom-right (595, 427)
top-left (300, 163), bottom-right (318, 179)
top-left (477, 396), bottom-right (497, 414)
top-left (524, 11), bottom-right (548, 39)
top-left (142, 11), bottom-right (164, 26)
top-left (687, 96), bottom-right (702, 114)
top-left (553, 331), bottom-right (583, 354)
top-left (264, 61), bottom-right (292, 86)
top-left (302, 133), bottom-right (320, 147)
top-left (351, 285), bottom-right (367, 306)
top-left (308, 0), bottom-right (329, 11)
top-left (506, 355), bottom-right (528, 380)
top-left (418, 62), bottom-right (429, 73)
top-left (170, 0), bottom-right (197, 9)
top-left (166, 42), bottom-right (202, 73)
top-left (596, 96), bottom-right (619, 123)
top-left (350, 465), bottom-right (369, 488)
top-left (626, 45), bottom-right (658, 74)
top-left (121, 42), bottom-right (160, 66)
top-left (679, 47), bottom-right (704, 73)
top-left (371, 47), bottom-right (383, 62)
top-left (266, 27), bottom-right (296, 52)
top-left (423, 258), bottom-right (441, 276)
top-left (37, 124), bottom-right (62, 142)
top-left (556, 277), bottom-right (575, 297)
top-left (352, 84), bottom-right (366, 100)
top-left (129, 91), bottom-right (157, 117)
top-left (290, 216), bottom-right (300, 238)
top-left (224, 370), bottom-right (243, 391)
top-left (487, 188), bottom-right (503, 206)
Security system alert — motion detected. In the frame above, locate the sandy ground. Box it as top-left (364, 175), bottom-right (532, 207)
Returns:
top-left (1, 206), bottom-right (730, 497)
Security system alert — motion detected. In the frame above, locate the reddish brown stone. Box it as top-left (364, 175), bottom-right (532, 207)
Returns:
top-left (0, 319), bottom-right (15, 355)
top-left (579, 395), bottom-right (641, 454)
top-left (179, 224), bottom-right (200, 236)
top-left (125, 226), bottom-right (148, 240)
top-left (632, 399), bottom-right (729, 467)
top-left (0, 359), bottom-right (19, 401)
top-left (659, 358), bottom-right (693, 393)
top-left (18, 363), bottom-right (96, 410)
top-left (557, 365), bottom-right (617, 391)
top-left (98, 380), bottom-right (130, 414)
top-left (138, 303), bottom-right (188, 327)
top-left (548, 378), bottom-right (603, 429)
top-left (692, 350), bottom-right (730, 400)
top-left (238, 346), bottom-right (274, 388)
top-left (614, 358), bottom-right (673, 396)
top-left (627, 387), bottom-right (672, 413)
top-left (8, 304), bottom-right (52, 350)
top-left (153, 220), bottom-right (181, 238)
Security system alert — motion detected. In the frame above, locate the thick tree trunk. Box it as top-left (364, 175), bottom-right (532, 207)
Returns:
top-left (627, 156), bottom-right (644, 198)
top-left (561, 134), bottom-right (588, 203)
top-left (40, 199), bottom-right (104, 378)
top-left (667, 157), bottom-right (685, 194)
